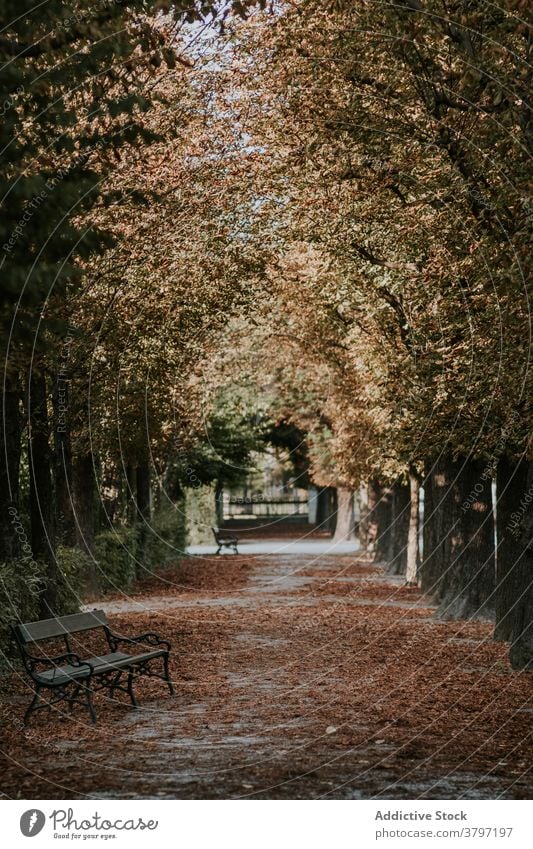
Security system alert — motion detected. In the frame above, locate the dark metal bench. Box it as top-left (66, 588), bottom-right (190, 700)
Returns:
top-left (12, 609), bottom-right (174, 726)
top-left (211, 526), bottom-right (239, 555)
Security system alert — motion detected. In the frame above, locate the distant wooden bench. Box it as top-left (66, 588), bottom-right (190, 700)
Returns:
top-left (211, 527), bottom-right (239, 555)
top-left (12, 610), bottom-right (173, 726)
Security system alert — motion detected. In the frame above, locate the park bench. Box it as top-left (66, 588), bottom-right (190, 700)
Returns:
top-left (12, 609), bottom-right (173, 726)
top-left (212, 526), bottom-right (239, 555)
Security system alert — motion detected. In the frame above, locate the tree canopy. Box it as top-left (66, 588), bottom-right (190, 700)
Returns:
top-left (1, 0), bottom-right (531, 665)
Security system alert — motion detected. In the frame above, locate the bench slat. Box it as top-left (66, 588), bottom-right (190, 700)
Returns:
top-left (15, 609), bottom-right (109, 643)
top-left (35, 649), bottom-right (166, 685)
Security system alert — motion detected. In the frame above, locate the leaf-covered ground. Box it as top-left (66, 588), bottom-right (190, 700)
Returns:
top-left (1, 551), bottom-right (531, 799)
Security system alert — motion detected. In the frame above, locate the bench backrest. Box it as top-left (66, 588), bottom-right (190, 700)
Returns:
top-left (13, 609), bottom-right (109, 645)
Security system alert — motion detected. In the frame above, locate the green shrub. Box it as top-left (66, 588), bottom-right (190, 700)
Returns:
top-left (56, 545), bottom-right (89, 613)
top-left (185, 486), bottom-right (217, 546)
top-left (93, 527), bottom-right (138, 593)
top-left (0, 558), bottom-right (43, 660)
top-left (143, 503), bottom-right (186, 570)
top-left (0, 548), bottom-right (86, 663)
top-left (0, 504), bottom-right (187, 660)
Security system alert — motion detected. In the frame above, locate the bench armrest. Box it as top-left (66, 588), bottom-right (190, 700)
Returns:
top-left (24, 652), bottom-right (94, 677)
top-left (106, 630), bottom-right (171, 652)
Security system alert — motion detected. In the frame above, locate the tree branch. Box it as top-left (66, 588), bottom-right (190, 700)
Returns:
top-left (351, 241), bottom-right (420, 274)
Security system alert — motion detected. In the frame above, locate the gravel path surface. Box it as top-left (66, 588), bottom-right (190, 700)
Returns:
top-left (1, 550), bottom-right (531, 799)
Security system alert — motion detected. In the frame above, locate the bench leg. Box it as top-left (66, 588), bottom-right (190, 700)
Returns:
top-left (163, 654), bottom-right (174, 695)
top-left (83, 684), bottom-right (97, 724)
top-left (216, 545), bottom-right (221, 555)
top-left (23, 685), bottom-right (42, 727)
top-left (67, 683), bottom-right (81, 713)
top-left (127, 670), bottom-right (139, 708)
top-left (108, 671), bottom-right (124, 700)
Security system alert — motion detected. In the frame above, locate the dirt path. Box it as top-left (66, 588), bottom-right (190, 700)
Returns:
top-left (1, 551), bottom-right (532, 799)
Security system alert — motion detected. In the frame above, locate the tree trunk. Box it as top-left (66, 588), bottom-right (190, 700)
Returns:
top-left (333, 487), bottom-right (355, 542)
top-left (420, 458), bottom-right (440, 598)
top-left (27, 372), bottom-right (57, 616)
top-left (100, 461), bottom-right (121, 528)
top-left (0, 378), bottom-right (22, 561)
top-left (136, 462), bottom-right (151, 522)
top-left (441, 456), bottom-right (495, 619)
top-left (508, 460), bottom-right (533, 670)
top-left (388, 480), bottom-right (410, 574)
top-left (494, 455), bottom-right (529, 641)
top-left (215, 483), bottom-right (224, 526)
top-left (422, 455), bottom-right (495, 619)
top-left (52, 377), bottom-right (75, 546)
top-left (125, 463), bottom-right (137, 524)
top-left (135, 462), bottom-right (151, 570)
top-left (365, 479), bottom-right (381, 554)
top-left (316, 486), bottom-right (337, 535)
top-left (357, 485), bottom-right (368, 550)
top-left (316, 486), bottom-right (327, 529)
top-left (406, 469), bottom-right (420, 585)
top-left (374, 483), bottom-right (393, 563)
top-left (328, 487), bottom-right (338, 534)
top-left (73, 452), bottom-right (98, 554)
top-left (72, 452), bottom-right (100, 597)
